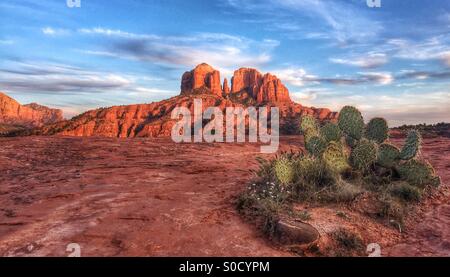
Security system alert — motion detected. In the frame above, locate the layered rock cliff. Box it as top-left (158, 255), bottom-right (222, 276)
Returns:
top-left (20, 64), bottom-right (337, 137)
top-left (0, 92), bottom-right (63, 130)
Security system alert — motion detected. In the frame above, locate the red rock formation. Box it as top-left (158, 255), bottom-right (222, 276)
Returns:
top-left (0, 92), bottom-right (63, 128)
top-left (181, 63), bottom-right (222, 96)
top-left (230, 68), bottom-right (291, 104)
top-left (231, 68), bottom-right (262, 97)
top-left (25, 64), bottom-right (337, 138)
top-left (223, 78), bottom-right (230, 94)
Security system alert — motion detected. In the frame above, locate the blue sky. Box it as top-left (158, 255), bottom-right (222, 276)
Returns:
top-left (0, 0), bottom-right (449, 126)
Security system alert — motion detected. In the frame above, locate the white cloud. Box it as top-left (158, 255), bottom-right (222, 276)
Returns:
top-left (441, 51), bottom-right (450, 67)
top-left (0, 39), bottom-right (14, 45)
top-left (273, 67), bottom-right (393, 86)
top-left (358, 72), bottom-right (394, 85)
top-left (225, 0), bottom-right (382, 44)
top-left (42, 27), bottom-right (69, 36)
top-left (330, 53), bottom-right (388, 68)
top-left (387, 36), bottom-right (450, 66)
top-left (273, 68), bottom-right (318, 87)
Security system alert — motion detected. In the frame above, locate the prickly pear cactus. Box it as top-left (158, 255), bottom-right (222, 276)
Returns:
top-left (350, 139), bottom-right (378, 171)
top-left (397, 159), bottom-right (438, 187)
top-left (322, 141), bottom-right (350, 173)
top-left (377, 143), bottom-right (400, 168)
top-left (274, 156), bottom-right (295, 185)
top-left (365, 117), bottom-right (389, 144)
top-left (338, 106), bottom-right (365, 140)
top-left (305, 135), bottom-right (327, 157)
top-left (399, 130), bottom-right (421, 160)
top-left (300, 115), bottom-right (319, 133)
top-left (320, 122), bottom-right (342, 143)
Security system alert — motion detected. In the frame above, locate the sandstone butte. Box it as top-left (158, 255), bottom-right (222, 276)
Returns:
top-left (7, 63), bottom-right (338, 138)
top-left (0, 92), bottom-right (63, 130)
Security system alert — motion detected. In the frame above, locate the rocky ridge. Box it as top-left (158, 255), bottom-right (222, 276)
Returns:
top-left (0, 92), bottom-right (63, 134)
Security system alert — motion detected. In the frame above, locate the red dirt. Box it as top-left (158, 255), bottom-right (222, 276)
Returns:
top-left (0, 136), bottom-right (448, 257)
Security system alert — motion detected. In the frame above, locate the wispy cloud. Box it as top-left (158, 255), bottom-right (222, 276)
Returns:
top-left (223, 0), bottom-right (382, 44)
top-left (330, 53), bottom-right (388, 68)
top-left (79, 27), bottom-right (279, 72)
top-left (42, 27), bottom-right (70, 36)
top-left (0, 39), bottom-right (14, 45)
top-left (386, 36), bottom-right (450, 66)
top-left (274, 67), bottom-right (393, 86)
top-left (0, 60), bottom-right (173, 96)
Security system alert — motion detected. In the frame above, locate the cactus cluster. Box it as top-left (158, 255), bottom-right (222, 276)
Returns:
top-left (295, 106), bottom-right (440, 190)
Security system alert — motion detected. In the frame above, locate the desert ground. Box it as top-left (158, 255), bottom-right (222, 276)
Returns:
top-left (0, 136), bottom-right (449, 257)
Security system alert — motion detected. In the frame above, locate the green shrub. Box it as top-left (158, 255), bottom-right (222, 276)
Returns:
top-left (377, 143), bottom-right (400, 168)
top-left (399, 130), bottom-right (421, 160)
top-left (350, 139), bottom-right (378, 171)
top-left (390, 182), bottom-right (422, 202)
top-left (338, 106), bottom-right (365, 140)
top-left (296, 156), bottom-right (338, 189)
top-left (321, 122), bottom-right (342, 142)
top-left (365, 117), bottom-right (389, 143)
top-left (320, 181), bottom-right (362, 203)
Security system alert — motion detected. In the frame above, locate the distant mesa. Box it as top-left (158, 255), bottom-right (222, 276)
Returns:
top-left (1, 63), bottom-right (337, 138)
top-left (0, 92), bottom-right (63, 135)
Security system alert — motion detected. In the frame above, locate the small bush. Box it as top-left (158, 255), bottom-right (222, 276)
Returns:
top-left (390, 182), bottom-right (422, 202)
top-left (331, 228), bottom-right (365, 256)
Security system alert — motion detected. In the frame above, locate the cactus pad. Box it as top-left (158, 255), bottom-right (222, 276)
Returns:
top-left (350, 139), bottom-right (378, 171)
top-left (397, 159), bottom-right (437, 187)
top-left (399, 130), bottom-right (421, 160)
top-left (320, 122), bottom-right (342, 142)
top-left (338, 106), bottom-right (365, 140)
top-left (305, 135), bottom-right (327, 157)
top-left (322, 141), bottom-right (350, 173)
top-left (274, 156), bottom-right (296, 185)
top-left (365, 117), bottom-right (389, 143)
top-left (377, 143), bottom-right (400, 168)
